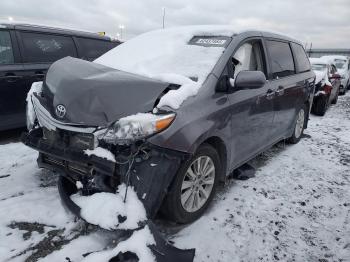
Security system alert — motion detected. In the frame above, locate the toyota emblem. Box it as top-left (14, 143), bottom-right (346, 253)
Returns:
top-left (55, 104), bottom-right (66, 118)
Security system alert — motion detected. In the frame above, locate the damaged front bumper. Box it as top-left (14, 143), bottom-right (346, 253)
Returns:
top-left (22, 128), bottom-right (189, 218)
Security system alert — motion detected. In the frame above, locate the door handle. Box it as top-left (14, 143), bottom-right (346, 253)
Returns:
top-left (35, 71), bottom-right (45, 80)
top-left (275, 86), bottom-right (285, 96)
top-left (266, 89), bottom-right (275, 100)
top-left (4, 73), bottom-right (22, 83)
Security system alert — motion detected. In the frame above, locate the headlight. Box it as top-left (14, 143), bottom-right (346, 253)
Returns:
top-left (101, 113), bottom-right (175, 145)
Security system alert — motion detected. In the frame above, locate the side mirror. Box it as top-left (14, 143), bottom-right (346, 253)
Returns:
top-left (234, 71), bottom-right (267, 90)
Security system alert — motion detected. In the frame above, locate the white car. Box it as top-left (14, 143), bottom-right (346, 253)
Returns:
top-left (321, 55), bottom-right (350, 95)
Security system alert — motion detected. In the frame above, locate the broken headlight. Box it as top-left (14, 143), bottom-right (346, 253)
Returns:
top-left (100, 113), bottom-right (175, 145)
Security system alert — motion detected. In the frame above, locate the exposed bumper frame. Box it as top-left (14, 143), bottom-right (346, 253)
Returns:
top-left (22, 128), bottom-right (190, 217)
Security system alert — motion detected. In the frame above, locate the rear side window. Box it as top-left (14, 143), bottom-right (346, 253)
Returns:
top-left (0, 31), bottom-right (14, 64)
top-left (266, 40), bottom-right (295, 79)
top-left (76, 38), bottom-right (115, 60)
top-left (19, 32), bottom-right (77, 63)
top-left (292, 43), bottom-right (311, 73)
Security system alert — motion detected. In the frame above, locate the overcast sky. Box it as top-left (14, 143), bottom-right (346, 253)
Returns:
top-left (1, 0), bottom-right (349, 48)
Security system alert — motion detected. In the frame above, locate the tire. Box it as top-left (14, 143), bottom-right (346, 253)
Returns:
top-left (332, 91), bottom-right (339, 104)
top-left (312, 96), bottom-right (329, 116)
top-left (287, 104), bottom-right (307, 144)
top-left (161, 144), bottom-right (221, 224)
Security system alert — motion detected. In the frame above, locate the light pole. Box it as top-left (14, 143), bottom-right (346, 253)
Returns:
top-left (162, 7), bottom-right (166, 29)
top-left (119, 24), bottom-right (125, 40)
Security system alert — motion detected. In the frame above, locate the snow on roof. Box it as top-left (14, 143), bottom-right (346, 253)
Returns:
top-left (310, 57), bottom-right (331, 65)
top-left (95, 25), bottom-right (235, 110)
top-left (321, 55), bottom-right (349, 62)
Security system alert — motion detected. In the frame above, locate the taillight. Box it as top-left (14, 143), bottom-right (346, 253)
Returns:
top-left (324, 85), bottom-right (332, 94)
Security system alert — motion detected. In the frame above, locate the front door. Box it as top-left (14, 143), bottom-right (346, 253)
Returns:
top-left (0, 29), bottom-right (27, 130)
top-left (227, 38), bottom-right (275, 167)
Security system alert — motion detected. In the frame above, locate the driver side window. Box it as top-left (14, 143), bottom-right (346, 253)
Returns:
top-left (231, 40), bottom-right (266, 79)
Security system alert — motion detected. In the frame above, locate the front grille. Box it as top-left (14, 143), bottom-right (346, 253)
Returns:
top-left (44, 155), bottom-right (64, 167)
top-left (42, 128), bottom-right (95, 150)
top-left (42, 154), bottom-right (92, 177)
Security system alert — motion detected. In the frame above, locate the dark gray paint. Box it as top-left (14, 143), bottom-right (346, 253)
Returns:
top-left (38, 30), bottom-right (315, 178)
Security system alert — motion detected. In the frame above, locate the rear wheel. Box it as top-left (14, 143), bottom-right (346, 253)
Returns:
top-left (287, 105), bottom-right (307, 144)
top-left (161, 144), bottom-right (220, 223)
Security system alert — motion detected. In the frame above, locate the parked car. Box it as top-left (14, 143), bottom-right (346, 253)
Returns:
top-left (23, 26), bottom-right (315, 224)
top-left (0, 23), bottom-right (120, 131)
top-left (310, 58), bottom-right (341, 116)
top-left (321, 55), bottom-right (350, 95)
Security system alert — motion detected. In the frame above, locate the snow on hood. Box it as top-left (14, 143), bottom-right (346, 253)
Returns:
top-left (71, 184), bottom-right (147, 230)
top-left (82, 226), bottom-right (156, 262)
top-left (314, 70), bottom-right (327, 85)
top-left (95, 25), bottom-right (235, 109)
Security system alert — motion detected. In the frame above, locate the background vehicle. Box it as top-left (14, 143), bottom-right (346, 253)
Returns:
top-left (310, 58), bottom-right (341, 116)
top-left (321, 55), bottom-right (350, 95)
top-left (0, 23), bottom-right (120, 131)
top-left (23, 27), bottom-right (315, 224)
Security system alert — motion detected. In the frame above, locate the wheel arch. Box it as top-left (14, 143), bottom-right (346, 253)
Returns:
top-left (200, 136), bottom-right (228, 182)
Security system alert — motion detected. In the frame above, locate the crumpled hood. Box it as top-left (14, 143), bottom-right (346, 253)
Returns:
top-left (43, 57), bottom-right (170, 127)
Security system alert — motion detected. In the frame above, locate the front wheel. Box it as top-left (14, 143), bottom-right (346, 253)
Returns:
top-left (161, 144), bottom-right (220, 223)
top-left (287, 105), bottom-right (307, 144)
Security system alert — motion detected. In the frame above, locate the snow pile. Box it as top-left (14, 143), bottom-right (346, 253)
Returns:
top-left (71, 184), bottom-right (147, 230)
top-left (82, 226), bottom-right (156, 262)
top-left (26, 81), bottom-right (43, 129)
top-left (84, 147), bottom-right (116, 162)
top-left (95, 26), bottom-right (234, 109)
top-left (154, 73), bottom-right (201, 109)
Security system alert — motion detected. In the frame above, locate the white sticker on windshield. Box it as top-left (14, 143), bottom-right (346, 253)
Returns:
top-left (195, 38), bottom-right (227, 45)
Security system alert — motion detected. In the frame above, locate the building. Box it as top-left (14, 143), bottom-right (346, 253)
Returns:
top-left (307, 48), bottom-right (350, 58)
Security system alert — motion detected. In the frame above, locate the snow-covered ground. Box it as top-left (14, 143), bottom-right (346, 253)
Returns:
top-left (0, 94), bottom-right (349, 262)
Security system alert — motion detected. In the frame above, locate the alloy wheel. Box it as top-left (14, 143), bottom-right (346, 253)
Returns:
top-left (294, 109), bottom-right (305, 139)
top-left (180, 156), bottom-right (215, 213)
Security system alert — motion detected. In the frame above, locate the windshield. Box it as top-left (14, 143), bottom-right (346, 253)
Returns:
top-left (94, 26), bottom-right (234, 85)
top-left (312, 64), bottom-right (327, 71)
top-left (334, 59), bottom-right (346, 69)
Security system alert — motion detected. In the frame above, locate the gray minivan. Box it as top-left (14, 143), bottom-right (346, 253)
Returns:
top-left (23, 26), bottom-right (315, 223)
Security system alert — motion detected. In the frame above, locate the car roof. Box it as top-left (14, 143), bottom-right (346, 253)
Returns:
top-left (321, 55), bottom-right (349, 61)
top-left (235, 30), bottom-right (301, 45)
top-left (310, 57), bottom-right (334, 66)
top-left (0, 22), bottom-right (117, 42)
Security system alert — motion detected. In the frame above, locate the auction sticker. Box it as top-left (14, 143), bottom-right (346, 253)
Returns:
top-left (189, 36), bottom-right (230, 47)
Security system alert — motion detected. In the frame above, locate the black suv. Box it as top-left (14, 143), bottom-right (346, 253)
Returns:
top-left (0, 23), bottom-right (119, 131)
top-left (23, 27), bottom-right (315, 224)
